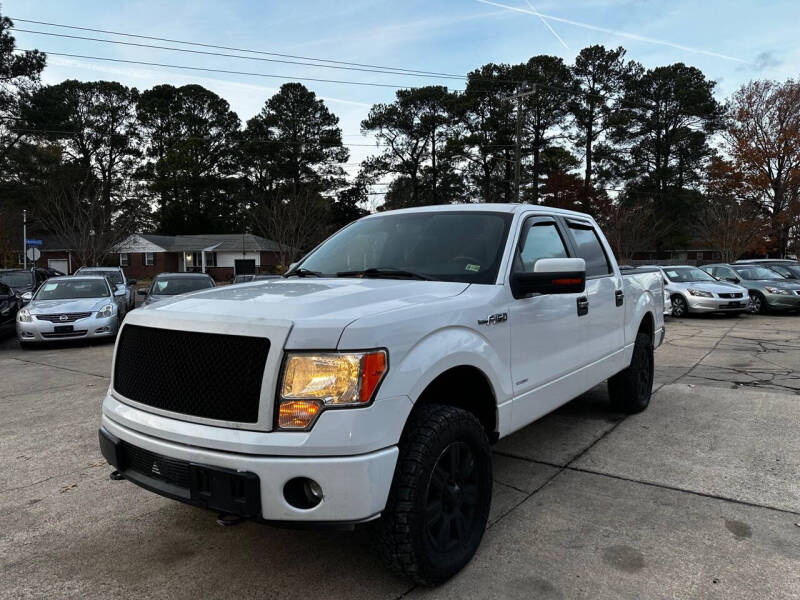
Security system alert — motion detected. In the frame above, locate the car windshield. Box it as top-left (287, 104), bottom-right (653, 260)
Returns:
top-left (151, 277), bottom-right (214, 295)
top-left (297, 211), bottom-right (514, 284)
top-left (769, 264), bottom-right (800, 278)
top-left (78, 269), bottom-right (123, 285)
top-left (0, 271), bottom-right (33, 287)
top-left (733, 265), bottom-right (784, 281)
top-left (35, 279), bottom-right (109, 300)
top-left (663, 267), bottom-right (716, 283)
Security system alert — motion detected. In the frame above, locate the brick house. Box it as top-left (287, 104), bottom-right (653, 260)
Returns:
top-left (114, 233), bottom-right (288, 281)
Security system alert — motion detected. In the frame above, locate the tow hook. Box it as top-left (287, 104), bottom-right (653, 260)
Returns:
top-left (109, 470), bottom-right (125, 481)
top-left (216, 513), bottom-right (245, 527)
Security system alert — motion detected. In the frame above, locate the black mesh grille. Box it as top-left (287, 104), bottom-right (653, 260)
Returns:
top-left (121, 442), bottom-right (191, 488)
top-left (718, 293), bottom-right (744, 299)
top-left (114, 324), bottom-right (270, 423)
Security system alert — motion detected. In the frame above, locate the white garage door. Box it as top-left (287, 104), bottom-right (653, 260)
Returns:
top-left (48, 259), bottom-right (69, 274)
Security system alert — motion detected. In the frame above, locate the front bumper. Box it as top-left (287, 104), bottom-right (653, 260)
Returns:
top-left (685, 296), bottom-right (748, 313)
top-left (17, 314), bottom-right (118, 342)
top-left (100, 415), bottom-right (398, 523)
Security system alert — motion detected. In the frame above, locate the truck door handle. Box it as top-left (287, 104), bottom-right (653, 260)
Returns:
top-left (577, 296), bottom-right (589, 316)
top-left (615, 289), bottom-right (624, 307)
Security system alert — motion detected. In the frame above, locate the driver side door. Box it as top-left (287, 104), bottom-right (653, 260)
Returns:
top-left (509, 216), bottom-right (587, 431)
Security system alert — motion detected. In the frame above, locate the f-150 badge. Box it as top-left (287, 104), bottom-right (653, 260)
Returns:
top-left (478, 313), bottom-right (508, 325)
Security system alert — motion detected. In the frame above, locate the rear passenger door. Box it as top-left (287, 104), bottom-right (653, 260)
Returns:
top-left (564, 219), bottom-right (625, 371)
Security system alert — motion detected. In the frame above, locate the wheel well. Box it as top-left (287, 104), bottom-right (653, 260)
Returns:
top-left (414, 366), bottom-right (498, 442)
top-left (670, 293), bottom-right (685, 303)
top-left (638, 311), bottom-right (655, 341)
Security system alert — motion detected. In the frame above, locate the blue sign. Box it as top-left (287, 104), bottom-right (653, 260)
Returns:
top-left (25, 239), bottom-right (42, 246)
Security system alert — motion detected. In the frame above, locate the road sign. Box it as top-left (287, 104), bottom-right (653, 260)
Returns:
top-left (26, 247), bottom-right (41, 262)
top-left (25, 239), bottom-right (42, 246)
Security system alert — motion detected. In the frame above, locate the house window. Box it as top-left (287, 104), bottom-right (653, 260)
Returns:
top-left (143, 252), bottom-right (155, 266)
top-left (119, 253), bottom-right (129, 267)
top-left (204, 252), bottom-right (217, 267)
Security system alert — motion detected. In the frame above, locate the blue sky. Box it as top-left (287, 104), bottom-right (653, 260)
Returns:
top-left (6, 0), bottom-right (798, 193)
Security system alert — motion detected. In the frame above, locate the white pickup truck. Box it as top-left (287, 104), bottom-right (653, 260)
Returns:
top-left (99, 204), bottom-right (664, 585)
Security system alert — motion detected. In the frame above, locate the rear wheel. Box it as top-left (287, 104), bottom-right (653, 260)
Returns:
top-left (748, 292), bottom-right (766, 314)
top-left (608, 331), bottom-right (654, 414)
top-left (374, 404), bottom-right (492, 586)
top-left (671, 295), bottom-right (688, 318)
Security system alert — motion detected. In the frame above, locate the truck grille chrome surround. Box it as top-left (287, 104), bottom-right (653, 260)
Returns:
top-left (113, 324), bottom-right (270, 423)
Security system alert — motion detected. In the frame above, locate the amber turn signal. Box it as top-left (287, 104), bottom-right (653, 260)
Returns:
top-left (278, 399), bottom-right (322, 430)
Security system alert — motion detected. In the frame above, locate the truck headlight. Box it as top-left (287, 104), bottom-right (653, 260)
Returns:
top-left (687, 288), bottom-right (713, 297)
top-left (96, 304), bottom-right (114, 318)
top-left (17, 308), bottom-right (32, 323)
top-left (277, 351), bottom-right (388, 430)
top-left (765, 286), bottom-right (790, 295)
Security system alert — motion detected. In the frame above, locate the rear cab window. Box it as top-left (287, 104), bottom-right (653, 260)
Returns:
top-left (566, 221), bottom-right (612, 278)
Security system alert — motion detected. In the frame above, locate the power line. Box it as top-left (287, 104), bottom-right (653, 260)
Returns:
top-left (16, 48), bottom-right (450, 90)
top-left (9, 17), bottom-right (465, 78)
top-left (11, 28), bottom-right (467, 81)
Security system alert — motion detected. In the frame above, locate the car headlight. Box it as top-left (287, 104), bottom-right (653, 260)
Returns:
top-left (96, 304), bottom-right (114, 318)
top-left (765, 287), bottom-right (790, 295)
top-left (277, 350), bottom-right (388, 430)
top-left (687, 288), bottom-right (713, 297)
top-left (17, 308), bottom-right (32, 323)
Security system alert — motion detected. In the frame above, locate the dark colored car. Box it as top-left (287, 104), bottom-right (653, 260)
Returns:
top-left (0, 280), bottom-right (20, 334)
top-left (137, 272), bottom-right (216, 306)
top-left (735, 259), bottom-right (800, 281)
top-left (0, 269), bottom-right (47, 297)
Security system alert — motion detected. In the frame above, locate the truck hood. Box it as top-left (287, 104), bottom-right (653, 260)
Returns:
top-left (137, 278), bottom-right (470, 348)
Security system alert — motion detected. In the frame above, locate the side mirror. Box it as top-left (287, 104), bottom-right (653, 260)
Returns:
top-left (137, 288), bottom-right (148, 296)
top-left (510, 258), bottom-right (586, 298)
top-left (21, 291), bottom-right (33, 304)
top-left (726, 277), bottom-right (740, 284)
top-left (114, 287), bottom-right (127, 297)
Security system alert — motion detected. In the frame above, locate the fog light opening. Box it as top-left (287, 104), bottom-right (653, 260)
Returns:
top-left (283, 477), bottom-right (323, 509)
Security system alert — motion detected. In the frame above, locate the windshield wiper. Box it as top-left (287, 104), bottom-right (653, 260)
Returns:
top-left (336, 267), bottom-right (435, 281)
top-left (284, 268), bottom-right (323, 278)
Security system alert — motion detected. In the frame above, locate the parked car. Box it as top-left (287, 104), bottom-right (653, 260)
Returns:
top-left (0, 280), bottom-right (20, 334)
top-left (16, 276), bottom-right (121, 346)
top-left (657, 265), bottom-right (749, 317)
top-left (138, 272), bottom-right (215, 306)
top-left (735, 259), bottom-right (800, 281)
top-left (99, 204), bottom-right (665, 586)
top-left (74, 267), bottom-right (136, 314)
top-left (663, 288), bottom-right (672, 316)
top-left (0, 268), bottom-right (48, 298)
top-left (33, 266), bottom-right (67, 278)
top-left (702, 263), bottom-right (800, 313)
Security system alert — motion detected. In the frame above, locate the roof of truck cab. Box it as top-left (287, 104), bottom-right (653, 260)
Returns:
top-left (362, 203), bottom-right (596, 220)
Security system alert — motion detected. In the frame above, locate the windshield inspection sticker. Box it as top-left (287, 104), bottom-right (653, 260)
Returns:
top-left (465, 264), bottom-right (480, 272)
top-left (42, 283), bottom-right (58, 292)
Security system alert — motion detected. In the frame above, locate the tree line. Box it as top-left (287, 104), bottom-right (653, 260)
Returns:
top-left (0, 14), bottom-right (798, 268)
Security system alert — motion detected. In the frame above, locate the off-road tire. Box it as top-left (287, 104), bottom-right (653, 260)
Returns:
top-left (608, 331), bottom-right (654, 414)
top-left (374, 404), bottom-right (492, 586)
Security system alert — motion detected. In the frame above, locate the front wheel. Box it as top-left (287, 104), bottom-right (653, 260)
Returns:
top-left (749, 292), bottom-right (766, 314)
top-left (374, 404), bottom-right (492, 586)
top-left (671, 295), bottom-right (688, 318)
top-left (608, 331), bottom-right (654, 414)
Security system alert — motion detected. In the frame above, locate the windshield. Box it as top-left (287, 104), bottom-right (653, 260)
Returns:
top-left (298, 211), bottom-right (513, 284)
top-left (35, 279), bottom-right (110, 300)
top-left (0, 271), bottom-right (33, 287)
top-left (733, 265), bottom-right (784, 281)
top-left (150, 277), bottom-right (214, 296)
top-left (77, 269), bottom-right (123, 285)
top-left (769, 264), bottom-right (800, 278)
top-left (663, 267), bottom-right (717, 283)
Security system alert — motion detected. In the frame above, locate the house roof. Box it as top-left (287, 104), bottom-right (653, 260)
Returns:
top-left (135, 233), bottom-right (288, 253)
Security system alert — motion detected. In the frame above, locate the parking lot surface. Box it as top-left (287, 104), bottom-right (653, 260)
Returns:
top-left (1, 314), bottom-right (799, 599)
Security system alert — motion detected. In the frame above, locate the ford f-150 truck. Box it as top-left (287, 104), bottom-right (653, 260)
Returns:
top-left (99, 204), bottom-right (664, 585)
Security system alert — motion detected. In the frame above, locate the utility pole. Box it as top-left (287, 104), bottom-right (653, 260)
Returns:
top-left (22, 209), bottom-right (27, 270)
top-left (506, 83), bottom-right (536, 203)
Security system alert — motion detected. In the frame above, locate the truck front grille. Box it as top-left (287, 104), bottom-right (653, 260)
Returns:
top-left (113, 324), bottom-right (270, 423)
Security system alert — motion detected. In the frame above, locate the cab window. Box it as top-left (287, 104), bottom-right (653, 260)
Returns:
top-left (516, 222), bottom-right (568, 273)
top-left (568, 223), bottom-right (611, 277)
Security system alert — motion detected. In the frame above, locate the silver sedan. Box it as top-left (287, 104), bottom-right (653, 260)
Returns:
top-left (659, 266), bottom-right (749, 317)
top-left (16, 276), bottom-right (121, 345)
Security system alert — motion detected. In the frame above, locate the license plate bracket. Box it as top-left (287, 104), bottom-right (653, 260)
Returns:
top-left (54, 325), bottom-right (74, 333)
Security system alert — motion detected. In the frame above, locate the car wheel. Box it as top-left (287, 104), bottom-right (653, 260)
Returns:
top-left (374, 404), bottom-right (492, 586)
top-left (608, 331), bottom-right (654, 414)
top-left (748, 292), bottom-right (766, 314)
top-left (671, 295), bottom-right (688, 318)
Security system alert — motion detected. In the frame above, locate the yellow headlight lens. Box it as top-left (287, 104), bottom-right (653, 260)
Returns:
top-left (282, 354), bottom-right (362, 405)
